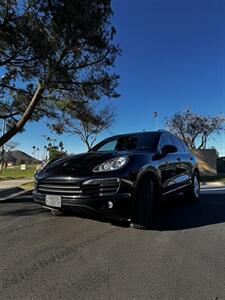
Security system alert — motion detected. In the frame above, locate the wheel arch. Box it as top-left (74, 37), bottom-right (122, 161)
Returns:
top-left (131, 169), bottom-right (161, 224)
top-left (193, 167), bottom-right (200, 178)
top-left (135, 169), bottom-right (161, 197)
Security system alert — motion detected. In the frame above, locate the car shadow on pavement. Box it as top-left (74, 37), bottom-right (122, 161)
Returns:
top-left (61, 208), bottom-right (130, 228)
top-left (0, 195), bottom-right (49, 217)
top-left (0, 205), bottom-right (49, 216)
top-left (151, 193), bottom-right (225, 231)
top-left (1, 197), bottom-right (32, 204)
top-left (45, 193), bottom-right (225, 230)
top-left (1, 193), bottom-right (225, 231)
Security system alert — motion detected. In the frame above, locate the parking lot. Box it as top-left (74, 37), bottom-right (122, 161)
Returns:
top-left (0, 189), bottom-right (225, 300)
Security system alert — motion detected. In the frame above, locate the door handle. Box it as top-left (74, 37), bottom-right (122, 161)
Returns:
top-left (177, 158), bottom-right (181, 161)
top-left (190, 157), bottom-right (193, 161)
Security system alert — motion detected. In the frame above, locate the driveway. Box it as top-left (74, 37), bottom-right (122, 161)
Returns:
top-left (0, 189), bottom-right (225, 299)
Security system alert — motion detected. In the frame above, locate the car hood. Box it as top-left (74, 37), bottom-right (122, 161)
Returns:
top-left (37, 151), bottom-right (128, 178)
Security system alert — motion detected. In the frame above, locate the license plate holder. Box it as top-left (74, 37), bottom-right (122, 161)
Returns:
top-left (46, 195), bottom-right (62, 208)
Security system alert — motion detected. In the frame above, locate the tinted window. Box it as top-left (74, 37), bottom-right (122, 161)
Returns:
top-left (181, 141), bottom-right (190, 152)
top-left (92, 133), bottom-right (159, 152)
top-left (171, 135), bottom-right (185, 152)
top-left (95, 140), bottom-right (117, 152)
top-left (159, 134), bottom-right (174, 149)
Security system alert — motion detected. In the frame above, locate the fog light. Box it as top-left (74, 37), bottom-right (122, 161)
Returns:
top-left (107, 201), bottom-right (113, 209)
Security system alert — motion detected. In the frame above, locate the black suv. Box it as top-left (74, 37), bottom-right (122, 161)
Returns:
top-left (33, 130), bottom-right (200, 228)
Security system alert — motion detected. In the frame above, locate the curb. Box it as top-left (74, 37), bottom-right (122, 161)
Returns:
top-left (201, 187), bottom-right (225, 192)
top-left (0, 189), bottom-right (33, 202)
top-left (200, 185), bottom-right (225, 190)
top-left (201, 186), bottom-right (225, 189)
top-left (200, 182), bottom-right (225, 189)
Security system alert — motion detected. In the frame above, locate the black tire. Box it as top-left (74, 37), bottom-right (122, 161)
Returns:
top-left (185, 172), bottom-right (200, 201)
top-left (51, 209), bottom-right (65, 216)
top-left (130, 176), bottom-right (155, 229)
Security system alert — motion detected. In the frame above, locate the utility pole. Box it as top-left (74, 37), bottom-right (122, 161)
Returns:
top-left (0, 118), bottom-right (6, 170)
top-left (153, 112), bottom-right (159, 130)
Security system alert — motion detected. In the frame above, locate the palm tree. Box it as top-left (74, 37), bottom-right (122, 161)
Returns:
top-left (36, 147), bottom-right (40, 160)
top-left (44, 145), bottom-right (48, 161)
top-left (32, 145), bottom-right (36, 158)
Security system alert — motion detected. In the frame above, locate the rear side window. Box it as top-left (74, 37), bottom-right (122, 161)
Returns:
top-left (181, 141), bottom-right (191, 153)
top-left (159, 134), bottom-right (174, 149)
top-left (171, 135), bottom-right (185, 152)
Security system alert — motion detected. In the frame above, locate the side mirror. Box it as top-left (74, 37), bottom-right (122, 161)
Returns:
top-left (161, 144), bottom-right (177, 156)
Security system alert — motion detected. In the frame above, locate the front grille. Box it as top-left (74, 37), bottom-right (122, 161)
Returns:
top-left (38, 183), bottom-right (82, 194)
top-left (37, 178), bottom-right (120, 197)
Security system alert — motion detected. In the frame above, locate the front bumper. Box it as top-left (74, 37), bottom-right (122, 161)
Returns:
top-left (33, 176), bottom-right (134, 217)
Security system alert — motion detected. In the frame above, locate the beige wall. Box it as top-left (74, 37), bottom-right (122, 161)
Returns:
top-left (193, 149), bottom-right (218, 176)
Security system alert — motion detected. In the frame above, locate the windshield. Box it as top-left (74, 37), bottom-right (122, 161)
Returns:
top-left (91, 133), bottom-right (159, 152)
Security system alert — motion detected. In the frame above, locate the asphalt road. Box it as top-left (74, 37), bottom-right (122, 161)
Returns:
top-left (0, 190), bottom-right (225, 300)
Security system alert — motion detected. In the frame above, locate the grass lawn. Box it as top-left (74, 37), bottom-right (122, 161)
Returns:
top-left (0, 166), bottom-right (37, 180)
top-left (20, 181), bottom-right (34, 190)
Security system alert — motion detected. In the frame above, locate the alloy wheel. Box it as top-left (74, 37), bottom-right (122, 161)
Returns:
top-left (193, 175), bottom-right (200, 198)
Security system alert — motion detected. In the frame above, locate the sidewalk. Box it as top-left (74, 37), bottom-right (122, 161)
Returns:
top-left (200, 181), bottom-right (225, 189)
top-left (0, 179), bottom-right (32, 189)
top-left (0, 179), bottom-right (33, 201)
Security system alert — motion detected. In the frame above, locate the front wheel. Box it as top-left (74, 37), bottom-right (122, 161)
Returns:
top-left (185, 173), bottom-right (200, 201)
top-left (130, 176), bottom-right (155, 229)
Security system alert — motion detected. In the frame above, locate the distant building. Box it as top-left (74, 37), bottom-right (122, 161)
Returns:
top-left (3, 150), bottom-right (41, 166)
top-left (217, 156), bottom-right (225, 174)
top-left (194, 149), bottom-right (218, 176)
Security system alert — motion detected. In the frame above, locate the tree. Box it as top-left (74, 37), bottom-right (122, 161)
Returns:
top-left (166, 109), bottom-right (225, 149)
top-left (46, 138), bottom-right (66, 160)
top-left (0, 141), bottom-right (19, 168)
top-left (32, 145), bottom-right (36, 158)
top-left (36, 147), bottom-right (40, 160)
top-left (0, 0), bottom-right (120, 146)
top-left (51, 102), bottom-right (115, 150)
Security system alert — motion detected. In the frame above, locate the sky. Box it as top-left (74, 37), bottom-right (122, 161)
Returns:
top-left (2, 0), bottom-right (225, 158)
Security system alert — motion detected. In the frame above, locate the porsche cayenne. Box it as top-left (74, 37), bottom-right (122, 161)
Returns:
top-left (33, 130), bottom-right (200, 228)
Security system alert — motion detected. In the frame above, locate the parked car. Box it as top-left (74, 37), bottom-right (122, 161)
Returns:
top-left (33, 130), bottom-right (200, 229)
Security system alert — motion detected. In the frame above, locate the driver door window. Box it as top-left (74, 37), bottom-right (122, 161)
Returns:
top-left (158, 134), bottom-right (177, 193)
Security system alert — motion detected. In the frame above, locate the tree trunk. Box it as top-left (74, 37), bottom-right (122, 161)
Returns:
top-left (85, 139), bottom-right (91, 151)
top-left (0, 84), bottom-right (44, 147)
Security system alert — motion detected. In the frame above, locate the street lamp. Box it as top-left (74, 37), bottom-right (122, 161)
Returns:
top-left (153, 112), bottom-right (159, 130)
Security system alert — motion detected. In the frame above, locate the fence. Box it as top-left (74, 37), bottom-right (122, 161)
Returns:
top-left (193, 149), bottom-right (217, 177)
top-left (217, 157), bottom-right (225, 174)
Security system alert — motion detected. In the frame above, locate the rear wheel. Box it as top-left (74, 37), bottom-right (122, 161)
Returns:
top-left (185, 172), bottom-right (200, 201)
top-left (131, 176), bottom-right (155, 229)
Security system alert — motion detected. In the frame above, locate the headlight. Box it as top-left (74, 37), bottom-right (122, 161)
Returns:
top-left (93, 156), bottom-right (129, 172)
